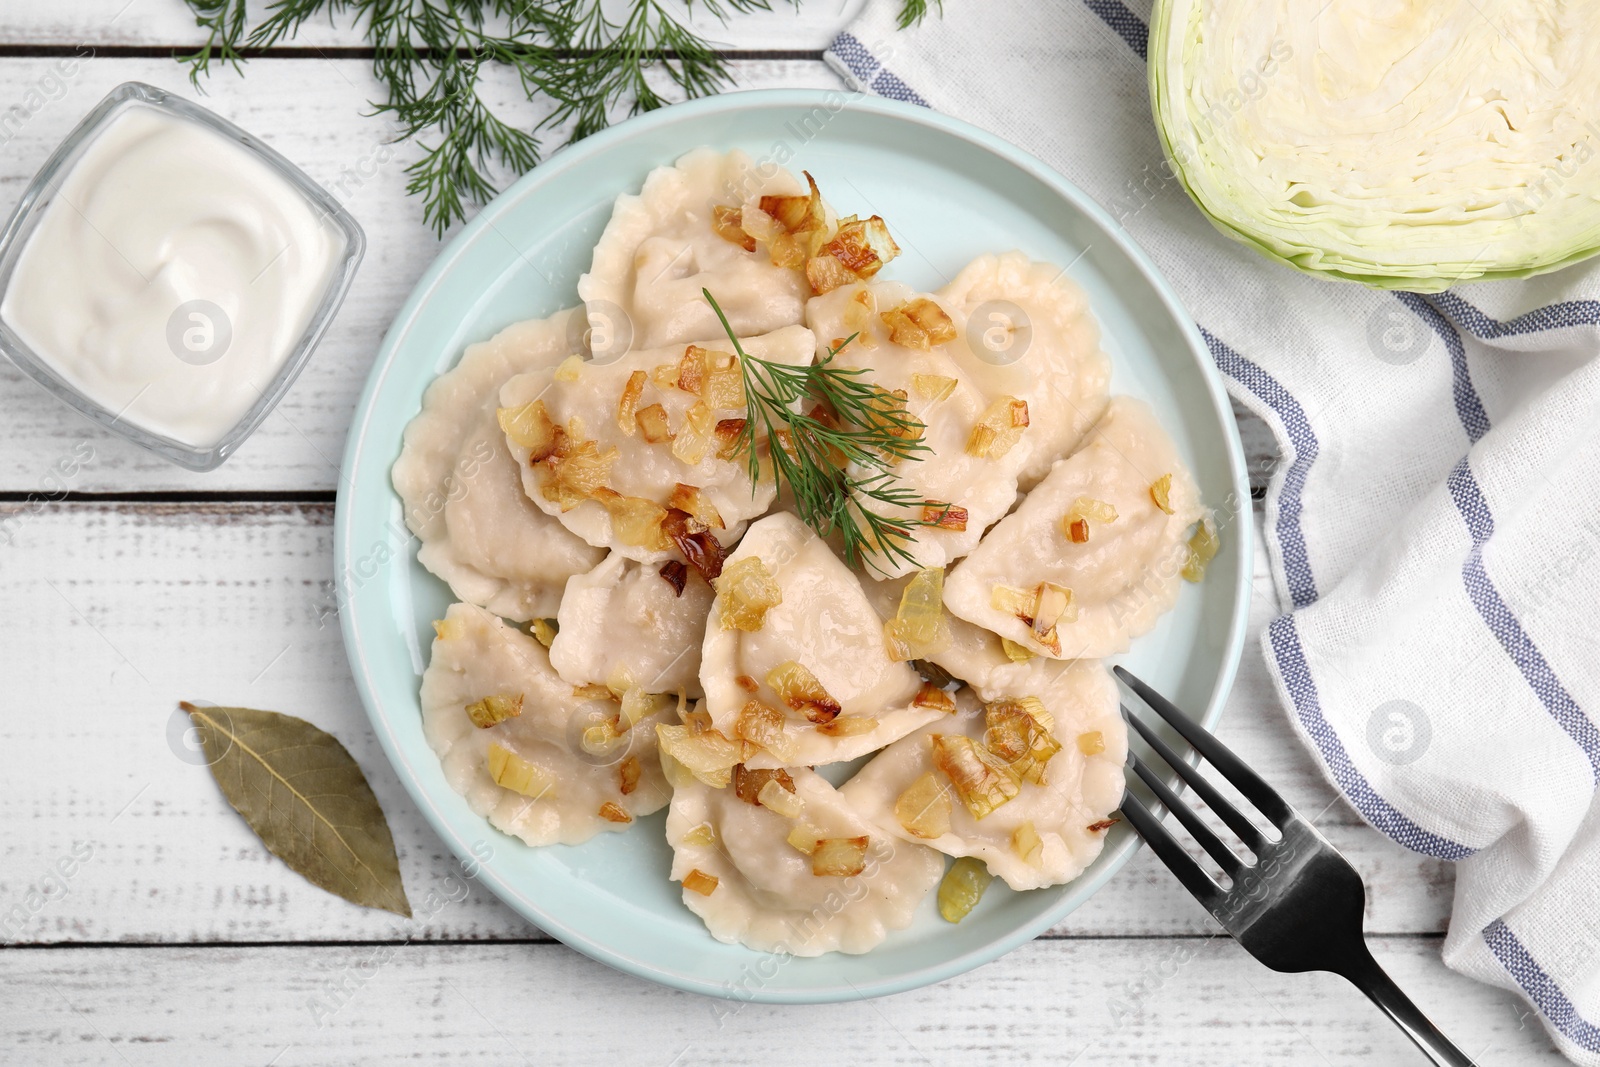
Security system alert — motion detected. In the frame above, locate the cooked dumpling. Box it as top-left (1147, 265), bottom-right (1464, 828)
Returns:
top-left (579, 148), bottom-right (814, 351)
top-left (665, 765), bottom-right (944, 955)
top-left (806, 281), bottom-right (1030, 577)
top-left (701, 513), bottom-right (942, 768)
top-left (549, 552), bottom-right (715, 698)
top-left (498, 325), bottom-right (815, 564)
top-left (392, 312), bottom-right (604, 620)
top-left (928, 617), bottom-right (1056, 702)
top-left (839, 661), bottom-right (1126, 891)
top-left (421, 602), bottom-right (672, 846)
top-left (944, 397), bottom-right (1205, 659)
top-left (939, 252), bottom-right (1111, 489)
top-left (860, 570), bottom-right (1046, 702)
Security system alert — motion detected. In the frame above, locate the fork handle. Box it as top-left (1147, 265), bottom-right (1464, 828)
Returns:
top-left (1340, 945), bottom-right (1477, 1066)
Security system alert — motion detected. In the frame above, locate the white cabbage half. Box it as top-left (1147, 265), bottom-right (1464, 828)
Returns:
top-left (1151, 0), bottom-right (1600, 290)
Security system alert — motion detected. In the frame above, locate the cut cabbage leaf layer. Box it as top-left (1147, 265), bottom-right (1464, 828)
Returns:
top-left (1151, 0), bottom-right (1600, 289)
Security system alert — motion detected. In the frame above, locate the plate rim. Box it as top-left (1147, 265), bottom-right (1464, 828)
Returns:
top-left (335, 87), bottom-right (1254, 1004)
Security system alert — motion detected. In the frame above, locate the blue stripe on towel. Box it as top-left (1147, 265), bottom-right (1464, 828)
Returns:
top-left (829, 32), bottom-right (881, 83)
top-left (1394, 292), bottom-right (1491, 445)
top-left (828, 33), bottom-right (930, 107)
top-left (1267, 615), bottom-right (1476, 860)
top-left (1431, 292), bottom-right (1600, 339)
top-left (1485, 919), bottom-right (1600, 1053)
top-left (1201, 329), bottom-right (1319, 608)
top-left (1080, 0), bottom-right (1149, 59)
top-left (1446, 458), bottom-right (1600, 779)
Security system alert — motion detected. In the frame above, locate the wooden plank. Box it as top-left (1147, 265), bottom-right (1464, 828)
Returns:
top-left (0, 504), bottom-right (1451, 945)
top-left (0, 0), bottom-right (862, 51)
top-left (0, 938), bottom-right (1559, 1065)
top-left (0, 55), bottom-right (1278, 494)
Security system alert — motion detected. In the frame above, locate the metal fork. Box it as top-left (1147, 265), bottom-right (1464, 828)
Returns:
top-left (1113, 667), bottom-right (1475, 1067)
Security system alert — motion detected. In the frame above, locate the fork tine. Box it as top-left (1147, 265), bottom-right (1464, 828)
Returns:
top-left (1118, 790), bottom-right (1224, 908)
top-left (1128, 751), bottom-right (1247, 877)
top-left (1115, 667), bottom-right (1293, 826)
top-left (1123, 709), bottom-right (1270, 853)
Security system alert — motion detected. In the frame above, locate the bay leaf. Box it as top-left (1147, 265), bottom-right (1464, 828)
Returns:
top-left (181, 702), bottom-right (411, 917)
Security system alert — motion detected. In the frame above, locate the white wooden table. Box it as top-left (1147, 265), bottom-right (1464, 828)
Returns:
top-left (0, 3), bottom-right (1561, 1063)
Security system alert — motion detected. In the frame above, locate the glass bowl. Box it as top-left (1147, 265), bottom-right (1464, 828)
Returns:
top-left (0, 81), bottom-right (365, 471)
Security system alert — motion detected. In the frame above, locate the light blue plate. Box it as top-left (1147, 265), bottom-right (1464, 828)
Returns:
top-left (336, 89), bottom-right (1252, 1003)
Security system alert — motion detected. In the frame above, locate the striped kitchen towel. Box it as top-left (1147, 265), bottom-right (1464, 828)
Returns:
top-left (826, 1), bottom-right (1600, 1062)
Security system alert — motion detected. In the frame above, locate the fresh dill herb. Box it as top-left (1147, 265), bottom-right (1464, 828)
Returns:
top-left (179, 0), bottom-right (250, 79)
top-left (895, 0), bottom-right (943, 29)
top-left (551, 0), bottom-right (771, 142)
top-left (704, 288), bottom-right (946, 574)
top-left (175, 0), bottom-right (939, 236)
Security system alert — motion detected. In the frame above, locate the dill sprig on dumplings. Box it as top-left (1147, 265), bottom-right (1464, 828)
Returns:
top-left (705, 290), bottom-right (948, 574)
top-left (175, 0), bottom-right (939, 237)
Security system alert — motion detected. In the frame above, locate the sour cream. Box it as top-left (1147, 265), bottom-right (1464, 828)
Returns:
top-left (0, 102), bottom-right (346, 449)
